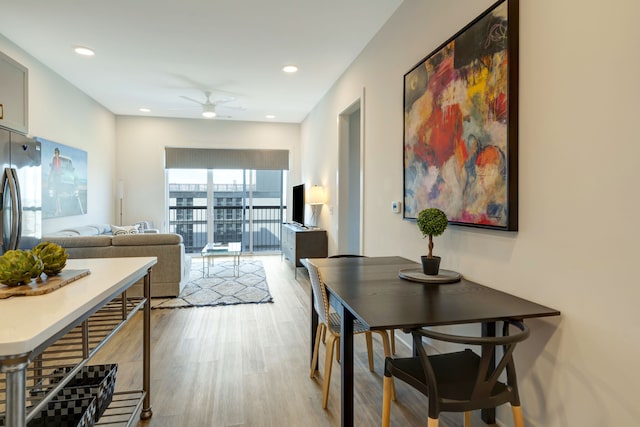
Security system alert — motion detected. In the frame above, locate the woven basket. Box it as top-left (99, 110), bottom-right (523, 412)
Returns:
top-left (48, 364), bottom-right (118, 421)
top-left (26, 396), bottom-right (97, 427)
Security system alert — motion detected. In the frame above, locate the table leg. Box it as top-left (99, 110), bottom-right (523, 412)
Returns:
top-left (141, 268), bottom-right (153, 419)
top-left (339, 304), bottom-right (355, 427)
top-left (1, 353), bottom-right (30, 427)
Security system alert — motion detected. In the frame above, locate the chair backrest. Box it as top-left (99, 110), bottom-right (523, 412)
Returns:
top-left (412, 320), bottom-right (530, 415)
top-left (305, 260), bottom-right (331, 325)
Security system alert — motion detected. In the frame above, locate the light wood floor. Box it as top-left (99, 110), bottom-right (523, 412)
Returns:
top-left (92, 255), bottom-right (489, 427)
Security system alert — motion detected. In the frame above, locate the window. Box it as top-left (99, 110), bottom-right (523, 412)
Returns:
top-left (167, 168), bottom-right (286, 254)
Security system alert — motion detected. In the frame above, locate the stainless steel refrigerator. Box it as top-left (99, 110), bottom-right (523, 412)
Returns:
top-left (0, 128), bottom-right (42, 254)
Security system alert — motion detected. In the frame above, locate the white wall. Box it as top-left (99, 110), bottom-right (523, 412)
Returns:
top-left (115, 116), bottom-right (300, 230)
top-left (0, 35), bottom-right (117, 235)
top-left (301, 0), bottom-right (640, 425)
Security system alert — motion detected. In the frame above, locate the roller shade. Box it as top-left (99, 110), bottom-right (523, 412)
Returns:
top-left (165, 147), bottom-right (289, 170)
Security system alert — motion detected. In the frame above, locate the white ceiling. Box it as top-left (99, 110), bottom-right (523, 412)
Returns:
top-left (0, 0), bottom-right (403, 123)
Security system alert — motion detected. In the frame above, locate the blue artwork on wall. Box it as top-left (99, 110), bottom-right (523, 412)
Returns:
top-left (36, 137), bottom-right (88, 218)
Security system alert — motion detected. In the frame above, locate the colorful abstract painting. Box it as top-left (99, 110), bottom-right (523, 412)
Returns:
top-left (403, 0), bottom-right (518, 230)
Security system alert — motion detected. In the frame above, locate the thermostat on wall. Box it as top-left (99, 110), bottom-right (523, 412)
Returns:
top-left (391, 201), bottom-right (401, 214)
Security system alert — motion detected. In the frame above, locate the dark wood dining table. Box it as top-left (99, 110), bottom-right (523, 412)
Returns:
top-left (303, 256), bottom-right (560, 427)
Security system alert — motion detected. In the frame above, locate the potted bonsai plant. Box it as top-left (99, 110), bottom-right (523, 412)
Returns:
top-left (416, 208), bottom-right (448, 275)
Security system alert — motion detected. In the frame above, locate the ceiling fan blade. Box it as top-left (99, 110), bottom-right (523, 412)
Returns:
top-left (180, 95), bottom-right (204, 105)
top-left (206, 88), bottom-right (242, 99)
top-left (215, 104), bottom-right (245, 111)
top-left (212, 96), bottom-right (237, 105)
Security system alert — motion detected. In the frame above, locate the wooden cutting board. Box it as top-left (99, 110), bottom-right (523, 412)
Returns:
top-left (0, 269), bottom-right (91, 299)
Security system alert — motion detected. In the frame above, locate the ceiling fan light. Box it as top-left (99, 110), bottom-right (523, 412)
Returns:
top-left (202, 104), bottom-right (217, 118)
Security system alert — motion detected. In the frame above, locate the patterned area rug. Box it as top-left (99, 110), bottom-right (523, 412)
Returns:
top-left (151, 259), bottom-right (273, 309)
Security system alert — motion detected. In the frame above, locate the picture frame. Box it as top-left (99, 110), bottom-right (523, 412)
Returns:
top-left (37, 137), bottom-right (88, 219)
top-left (403, 0), bottom-right (519, 231)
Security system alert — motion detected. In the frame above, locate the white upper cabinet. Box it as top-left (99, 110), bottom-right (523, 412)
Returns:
top-left (0, 51), bottom-right (28, 134)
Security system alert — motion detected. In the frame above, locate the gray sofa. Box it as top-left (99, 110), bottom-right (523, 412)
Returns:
top-left (44, 224), bottom-right (191, 297)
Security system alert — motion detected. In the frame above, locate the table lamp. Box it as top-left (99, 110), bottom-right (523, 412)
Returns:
top-left (308, 185), bottom-right (325, 227)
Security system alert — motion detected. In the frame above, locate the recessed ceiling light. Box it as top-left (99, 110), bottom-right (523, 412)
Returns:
top-left (74, 46), bottom-right (95, 56)
top-left (139, 108), bottom-right (151, 113)
top-left (265, 115), bottom-right (276, 119)
top-left (282, 65), bottom-right (298, 73)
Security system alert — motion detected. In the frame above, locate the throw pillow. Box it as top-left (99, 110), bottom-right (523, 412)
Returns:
top-left (111, 224), bottom-right (140, 235)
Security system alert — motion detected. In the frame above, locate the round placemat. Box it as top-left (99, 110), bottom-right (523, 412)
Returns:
top-left (398, 268), bottom-right (462, 284)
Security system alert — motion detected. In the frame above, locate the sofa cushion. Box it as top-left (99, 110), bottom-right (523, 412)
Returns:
top-left (44, 235), bottom-right (113, 248)
top-left (93, 223), bottom-right (112, 234)
top-left (71, 225), bottom-right (104, 236)
top-left (45, 225), bottom-right (106, 237)
top-left (111, 224), bottom-right (140, 235)
top-left (133, 221), bottom-right (154, 232)
top-left (111, 233), bottom-right (182, 246)
top-left (45, 230), bottom-right (81, 237)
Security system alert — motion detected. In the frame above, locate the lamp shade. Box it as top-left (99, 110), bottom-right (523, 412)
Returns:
top-left (308, 185), bottom-right (325, 205)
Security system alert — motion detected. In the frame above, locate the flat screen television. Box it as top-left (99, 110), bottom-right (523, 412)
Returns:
top-left (292, 184), bottom-right (305, 226)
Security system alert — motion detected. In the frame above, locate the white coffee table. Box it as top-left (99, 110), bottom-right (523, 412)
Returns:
top-left (201, 242), bottom-right (242, 277)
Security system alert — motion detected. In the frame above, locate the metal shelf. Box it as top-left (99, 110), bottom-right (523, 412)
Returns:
top-left (1, 296), bottom-right (146, 425)
top-left (96, 390), bottom-right (146, 427)
top-left (0, 261), bottom-right (154, 427)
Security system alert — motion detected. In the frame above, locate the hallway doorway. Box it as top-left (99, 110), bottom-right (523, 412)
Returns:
top-left (337, 95), bottom-right (364, 255)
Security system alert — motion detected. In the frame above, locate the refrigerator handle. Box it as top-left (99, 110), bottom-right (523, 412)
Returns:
top-left (0, 168), bottom-right (8, 252)
top-left (7, 168), bottom-right (22, 250)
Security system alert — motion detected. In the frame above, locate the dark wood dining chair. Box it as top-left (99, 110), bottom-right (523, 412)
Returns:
top-left (306, 260), bottom-right (393, 409)
top-left (381, 320), bottom-right (530, 427)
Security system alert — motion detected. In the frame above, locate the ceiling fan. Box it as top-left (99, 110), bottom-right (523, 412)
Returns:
top-left (179, 90), bottom-right (238, 119)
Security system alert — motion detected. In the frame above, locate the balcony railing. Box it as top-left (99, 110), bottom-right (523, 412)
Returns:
top-left (168, 205), bottom-right (285, 254)
top-left (169, 183), bottom-right (256, 192)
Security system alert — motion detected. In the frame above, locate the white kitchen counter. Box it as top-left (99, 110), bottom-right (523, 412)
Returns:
top-left (0, 256), bottom-right (156, 357)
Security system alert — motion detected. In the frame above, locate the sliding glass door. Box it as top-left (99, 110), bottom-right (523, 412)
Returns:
top-left (167, 169), bottom-right (285, 254)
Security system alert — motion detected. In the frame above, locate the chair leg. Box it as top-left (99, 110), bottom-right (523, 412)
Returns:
top-left (310, 323), bottom-right (324, 378)
top-left (323, 334), bottom-right (338, 409)
top-left (427, 417), bottom-right (439, 427)
top-left (365, 332), bottom-right (374, 371)
top-left (512, 405), bottom-right (525, 427)
top-left (375, 330), bottom-right (396, 400)
top-left (382, 376), bottom-right (393, 427)
top-left (463, 411), bottom-right (471, 427)
top-left (376, 330), bottom-right (391, 357)
top-left (390, 329), bottom-right (396, 354)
